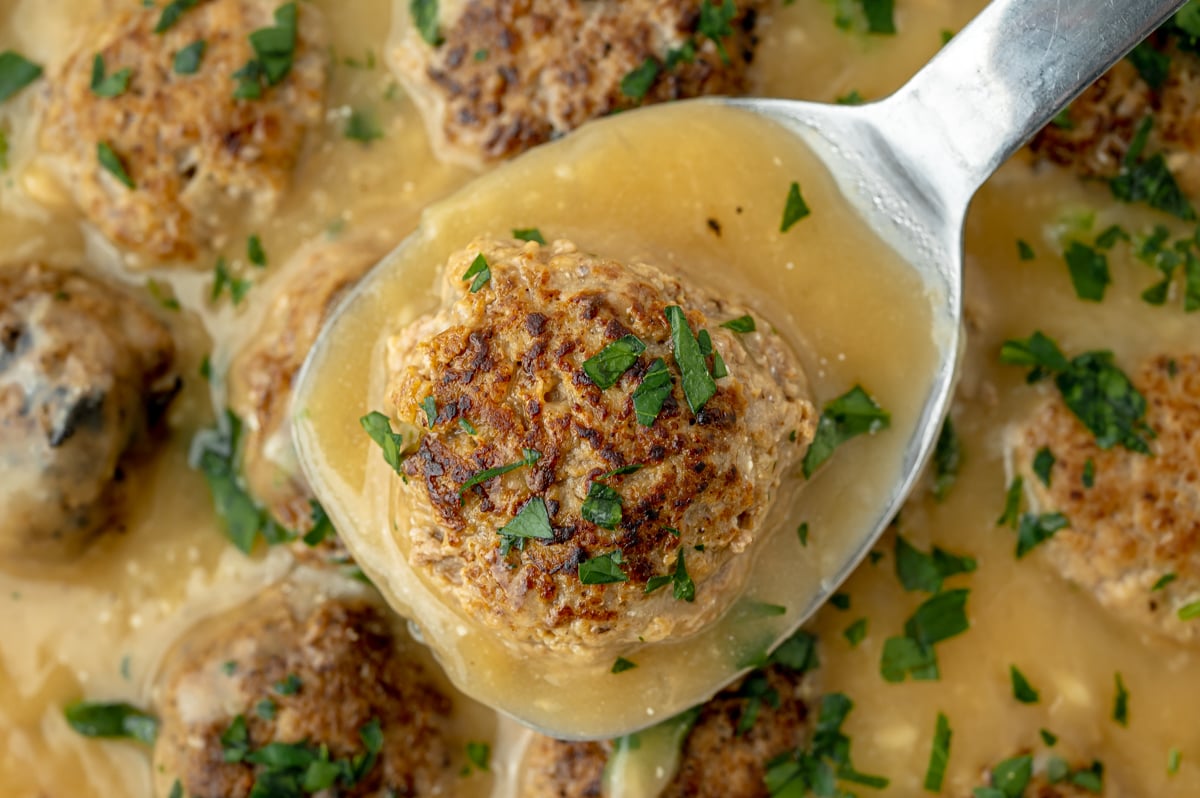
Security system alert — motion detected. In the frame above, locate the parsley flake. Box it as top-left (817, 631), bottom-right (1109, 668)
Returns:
top-left (345, 108), bottom-right (383, 143)
top-left (696, 0), bottom-right (736, 64)
top-left (932, 418), bottom-right (961, 500)
top-left (498, 496), bottom-right (553, 543)
top-left (64, 701), bottom-right (158, 745)
top-left (1111, 117), bottom-right (1196, 220)
top-left (997, 476), bottom-right (1023, 528)
top-left (780, 181), bottom-right (811, 232)
top-left (620, 57), bottom-right (660, 100)
top-left (1016, 512), bottom-right (1069, 558)
top-left (461, 253), bottom-right (491, 293)
top-left (411, 0), bottom-right (443, 46)
top-left (465, 741), bottom-right (490, 772)
top-left (633, 357), bottom-right (673, 426)
top-left (1010, 665), bottom-right (1039, 703)
top-left (645, 549), bottom-right (695, 602)
top-left (360, 411), bottom-right (406, 474)
top-left (583, 334), bottom-right (645, 389)
top-left (1178, 600), bottom-right (1200, 620)
top-left (421, 396), bottom-right (437, 427)
top-left (1064, 241), bottom-right (1110, 301)
top-left (173, 40), bottom-right (207, 74)
top-left (97, 141), bottom-right (135, 188)
top-left (512, 227), bottom-right (545, 244)
top-left (861, 0), bottom-right (896, 34)
top-left (581, 482), bottom-right (623, 529)
top-left (893, 535), bottom-right (976, 594)
top-left (460, 449), bottom-right (542, 496)
top-left (246, 234), bottom-right (267, 267)
top-left (923, 713), bottom-right (952, 792)
top-left (843, 618), bottom-right (868, 647)
top-left (720, 314), bottom-right (756, 333)
top-left (579, 550), bottom-right (628, 584)
top-left (0, 51), bottom-right (43, 103)
top-left (666, 305), bottom-right (717, 414)
top-left (1032, 446), bottom-right (1055, 487)
top-left (802, 385), bottom-right (890, 477)
top-left (90, 54), bottom-right (132, 98)
top-left (1113, 672), bottom-right (1129, 725)
top-left (611, 656), bottom-right (637, 674)
top-left (155, 0), bottom-right (199, 34)
top-left (274, 673), bottom-right (302, 695)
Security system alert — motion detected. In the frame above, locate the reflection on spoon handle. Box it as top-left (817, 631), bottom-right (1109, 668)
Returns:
top-left (876, 0), bottom-right (1190, 207)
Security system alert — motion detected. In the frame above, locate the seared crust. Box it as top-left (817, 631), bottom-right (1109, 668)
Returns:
top-left (390, 0), bottom-right (765, 165)
top-left (385, 238), bottom-right (815, 658)
top-left (0, 263), bottom-right (177, 562)
top-left (1010, 354), bottom-right (1200, 643)
top-left (228, 235), bottom-right (387, 536)
top-left (39, 0), bottom-right (327, 265)
top-left (523, 663), bottom-right (813, 798)
top-left (1029, 40), bottom-right (1200, 196)
top-left (153, 581), bottom-right (454, 798)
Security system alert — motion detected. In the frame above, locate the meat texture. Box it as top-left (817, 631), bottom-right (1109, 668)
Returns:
top-left (523, 660), bottom-right (815, 798)
top-left (0, 263), bottom-right (177, 562)
top-left (389, 0), bottom-right (766, 165)
top-left (228, 233), bottom-right (388, 538)
top-left (385, 238), bottom-right (815, 659)
top-left (1009, 354), bottom-right (1200, 644)
top-left (153, 577), bottom-right (456, 798)
top-left (38, 0), bottom-right (327, 265)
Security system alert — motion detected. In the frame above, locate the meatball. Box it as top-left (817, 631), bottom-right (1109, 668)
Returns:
top-left (0, 264), bottom-right (178, 562)
top-left (153, 577), bottom-right (455, 798)
top-left (1029, 35), bottom-right (1200, 197)
top-left (523, 661), bottom-right (814, 798)
top-left (389, 0), bottom-right (766, 165)
top-left (228, 234), bottom-right (388, 537)
top-left (1008, 354), bottom-right (1200, 644)
top-left (384, 238), bottom-right (816, 658)
top-left (39, 0), bottom-right (327, 265)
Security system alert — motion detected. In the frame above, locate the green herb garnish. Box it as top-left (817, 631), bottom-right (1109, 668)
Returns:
top-left (802, 385), bottom-right (890, 477)
top-left (247, 234), bottom-right (266, 266)
top-left (666, 305), bottom-right (717, 414)
top-left (498, 496), bottom-right (553, 543)
top-left (173, 40), bottom-right (207, 74)
top-left (645, 549), bottom-right (695, 602)
top-left (578, 550), bottom-right (628, 584)
top-left (461, 253), bottom-right (491, 293)
top-left (893, 535), bottom-right (976, 594)
top-left (360, 411), bottom-right (406, 474)
top-left (997, 476), bottom-right (1023, 528)
top-left (1113, 672), bottom-right (1129, 726)
top-left (1063, 241), bottom-right (1110, 301)
top-left (780, 181), bottom-right (811, 232)
top-left (932, 418), bottom-right (961, 500)
top-left (345, 109), bottom-right (383, 143)
top-left (1010, 665), bottom-right (1039, 703)
top-left (583, 334), bottom-right (645, 389)
top-left (97, 141), bottom-right (135, 188)
top-left (697, 0), bottom-right (736, 64)
top-left (90, 54), bottom-right (131, 97)
top-left (1032, 446), bottom-right (1055, 486)
top-left (512, 227), bottom-right (545, 244)
top-left (64, 701), bottom-right (158, 745)
top-left (1016, 512), bottom-right (1069, 558)
top-left (155, 0), bottom-right (198, 34)
top-left (611, 656), bottom-right (637, 674)
top-left (274, 673), bottom-right (302, 695)
top-left (460, 449), bottom-right (542, 496)
top-left (843, 618), bottom-right (868, 647)
top-left (581, 482), bottom-right (623, 529)
top-left (720, 314), bottom-right (756, 333)
top-left (411, 0), bottom-right (443, 46)
top-left (923, 713), bottom-right (951, 791)
top-left (861, 0), bottom-right (896, 34)
top-left (632, 357), bottom-right (673, 426)
top-left (620, 57), bottom-right (660, 100)
top-left (0, 51), bottom-right (41, 103)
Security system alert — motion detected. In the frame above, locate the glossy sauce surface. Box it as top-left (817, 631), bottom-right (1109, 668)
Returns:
top-left (2, 0), bottom-right (1200, 795)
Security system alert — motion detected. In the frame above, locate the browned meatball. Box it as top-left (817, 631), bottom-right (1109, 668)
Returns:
top-left (228, 234), bottom-right (388, 537)
top-left (39, 0), bottom-right (327, 265)
top-left (384, 237), bottom-right (815, 658)
top-left (152, 578), bottom-right (455, 798)
top-left (1009, 354), bottom-right (1200, 644)
top-left (0, 264), bottom-right (178, 562)
top-left (389, 0), bottom-right (766, 165)
top-left (523, 662), bottom-right (814, 798)
top-left (1029, 36), bottom-right (1200, 197)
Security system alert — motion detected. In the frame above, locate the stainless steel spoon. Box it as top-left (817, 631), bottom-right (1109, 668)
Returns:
top-left (752, 0), bottom-right (1190, 613)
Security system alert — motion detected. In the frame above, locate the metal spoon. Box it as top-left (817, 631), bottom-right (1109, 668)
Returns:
top-left (752, 0), bottom-right (1189, 611)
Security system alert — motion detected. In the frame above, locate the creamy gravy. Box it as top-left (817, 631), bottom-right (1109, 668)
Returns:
top-left (2, 0), bottom-right (1199, 795)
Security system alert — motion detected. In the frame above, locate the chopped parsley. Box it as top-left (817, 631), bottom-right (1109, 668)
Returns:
top-left (1178, 600), bottom-right (1200, 620)
top-left (512, 227), bottom-right (545, 244)
top-left (302, 500), bottom-right (334, 547)
top-left (155, 0), bottom-right (198, 34)
top-left (345, 108), bottom-right (383, 143)
top-left (579, 550), bottom-right (628, 584)
top-left (461, 252), bottom-right (491, 293)
top-left (583, 334), bottom-right (646, 389)
top-left (765, 693), bottom-right (889, 795)
top-left (1169, 748), bottom-right (1182, 775)
top-left (64, 701), bottom-right (158, 745)
top-left (666, 305), bottom-right (717, 414)
top-left (274, 673), bottom-right (302, 695)
top-left (1110, 117), bottom-right (1196, 220)
top-left (1096, 223), bottom-right (1130, 249)
top-left (983, 754), bottom-right (1032, 798)
top-left (211, 257), bottom-right (251, 305)
top-left (196, 411), bottom-right (288, 553)
top-left (802, 385), bottom-right (891, 477)
top-left (836, 89), bottom-right (865, 105)
top-left (997, 476), bottom-right (1023, 528)
top-left (1113, 672), bottom-right (1129, 725)
top-left (255, 699), bottom-right (277, 720)
top-left (780, 181), bottom-right (811, 232)
top-left (923, 713), bottom-right (951, 792)
top-left (861, 0), bottom-right (896, 34)
top-left (1040, 728), bottom-right (1058, 746)
top-left (1010, 665), bottom-right (1039, 703)
top-left (1015, 512), bottom-right (1069, 558)
top-left (843, 618), bottom-right (868, 647)
top-left (697, 0), bottom-right (736, 64)
top-left (1001, 331), bottom-right (1153, 453)
top-left (233, 3), bottom-right (299, 99)
top-left (465, 741), bottom-right (490, 772)
top-left (720, 314), bottom-right (756, 333)
top-left (932, 418), bottom-right (961, 500)
top-left (411, 0), bottom-right (443, 46)
top-left (360, 411), bottom-right (406, 474)
top-left (1063, 240), bottom-right (1110, 301)
top-left (458, 418), bottom-right (476, 435)
top-left (611, 656), bottom-right (638, 675)
top-left (880, 589), bottom-right (970, 683)
top-left (797, 522), bottom-right (809, 547)
top-left (771, 629), bottom-right (820, 674)
top-left (498, 496), bottom-right (553, 549)
top-left (173, 40), bottom-right (207, 74)
top-left (97, 141), bottom-right (135, 188)
top-left (247, 234), bottom-right (267, 267)
top-left (0, 51), bottom-right (42, 103)
top-left (1152, 573), bottom-right (1178, 591)
top-left (645, 549), bottom-right (695, 602)
top-left (581, 482), bottom-right (623, 529)
top-left (460, 449), bottom-right (542, 496)
top-left (90, 54), bottom-right (132, 98)
top-left (620, 57), bottom-right (660, 100)
top-left (632, 357), bottom-right (673, 426)
top-left (1082, 457), bottom-right (1095, 487)
top-left (146, 278), bottom-right (181, 311)
top-left (1128, 41), bottom-right (1170, 89)
top-left (219, 714), bottom-right (384, 792)
top-left (830, 592), bottom-right (851, 610)
top-left (421, 396), bottom-right (437, 427)
top-left (893, 535), bottom-right (976, 594)
top-left (1032, 446), bottom-right (1055, 487)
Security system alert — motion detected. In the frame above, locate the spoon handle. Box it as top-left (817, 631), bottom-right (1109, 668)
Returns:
top-left (878, 0), bottom-right (1191, 207)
